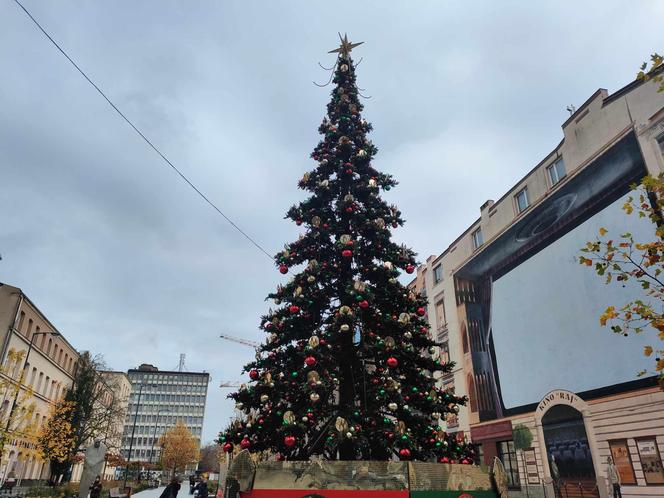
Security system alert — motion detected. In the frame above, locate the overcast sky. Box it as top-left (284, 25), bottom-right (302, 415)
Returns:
top-left (1, 1), bottom-right (662, 444)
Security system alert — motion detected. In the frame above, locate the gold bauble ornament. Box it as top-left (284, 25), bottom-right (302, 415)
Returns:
top-left (308, 336), bottom-right (320, 348)
top-left (340, 324), bottom-right (350, 332)
top-left (339, 305), bottom-right (352, 315)
top-left (335, 417), bottom-right (349, 433)
top-left (283, 411), bottom-right (295, 425)
top-left (310, 393), bottom-right (320, 402)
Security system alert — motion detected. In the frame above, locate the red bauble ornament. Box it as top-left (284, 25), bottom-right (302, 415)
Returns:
top-left (222, 443), bottom-right (233, 453)
top-left (387, 357), bottom-right (398, 368)
top-left (359, 300), bottom-right (369, 309)
top-left (406, 264), bottom-right (415, 274)
top-left (279, 264), bottom-right (288, 274)
top-left (276, 453), bottom-right (285, 461)
top-left (399, 448), bottom-right (411, 459)
top-left (342, 249), bottom-right (353, 258)
top-left (284, 435), bottom-right (296, 447)
top-left (240, 438), bottom-right (251, 449)
top-left (439, 456), bottom-right (450, 464)
top-left (304, 355), bottom-right (316, 366)
top-left (296, 219), bottom-right (302, 226)
top-left (249, 369), bottom-right (259, 380)
top-left (346, 207), bottom-right (353, 213)
top-left (416, 307), bottom-right (426, 316)
top-left (289, 305), bottom-right (300, 314)
top-left (461, 458), bottom-right (470, 465)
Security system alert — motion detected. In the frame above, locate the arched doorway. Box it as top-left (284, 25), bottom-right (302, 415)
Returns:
top-left (542, 404), bottom-right (596, 495)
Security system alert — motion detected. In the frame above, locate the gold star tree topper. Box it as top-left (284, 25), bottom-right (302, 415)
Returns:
top-left (328, 33), bottom-right (363, 58)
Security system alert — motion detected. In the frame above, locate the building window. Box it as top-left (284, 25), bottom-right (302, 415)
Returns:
top-left (515, 188), bottom-right (529, 213)
top-left (498, 440), bottom-right (520, 488)
top-left (440, 341), bottom-right (450, 365)
top-left (636, 437), bottom-right (664, 484)
top-left (657, 133), bottom-right (664, 156)
top-left (433, 264), bottom-right (443, 284)
top-left (435, 299), bottom-right (447, 330)
top-left (547, 158), bottom-right (566, 186)
top-left (472, 228), bottom-right (484, 249)
top-left (608, 440), bottom-right (636, 485)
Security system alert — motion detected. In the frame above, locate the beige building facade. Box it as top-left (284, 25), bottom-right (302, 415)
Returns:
top-left (99, 371), bottom-right (132, 481)
top-left (0, 283), bottom-right (79, 484)
top-left (413, 70), bottom-right (664, 498)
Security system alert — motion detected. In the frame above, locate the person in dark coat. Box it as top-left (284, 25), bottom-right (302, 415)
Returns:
top-left (89, 476), bottom-right (103, 498)
top-left (189, 475), bottom-right (195, 495)
top-left (160, 478), bottom-right (181, 498)
top-left (194, 477), bottom-right (208, 498)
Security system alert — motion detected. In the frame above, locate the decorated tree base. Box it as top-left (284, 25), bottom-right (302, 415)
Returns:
top-left (224, 455), bottom-right (498, 498)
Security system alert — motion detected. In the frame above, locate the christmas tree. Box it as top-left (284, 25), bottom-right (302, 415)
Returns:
top-left (219, 35), bottom-right (474, 463)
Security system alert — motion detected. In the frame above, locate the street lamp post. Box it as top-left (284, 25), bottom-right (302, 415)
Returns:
top-left (0, 331), bottom-right (59, 454)
top-left (149, 408), bottom-right (170, 465)
top-left (123, 383), bottom-right (153, 490)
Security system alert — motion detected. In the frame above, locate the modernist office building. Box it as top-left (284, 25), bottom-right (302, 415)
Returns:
top-left (121, 364), bottom-right (209, 463)
top-left (411, 69), bottom-right (664, 498)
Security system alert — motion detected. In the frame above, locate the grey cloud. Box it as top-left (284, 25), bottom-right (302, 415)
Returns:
top-left (1, 0), bottom-right (662, 442)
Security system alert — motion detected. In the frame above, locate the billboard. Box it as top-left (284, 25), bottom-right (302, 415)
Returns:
top-left (491, 192), bottom-right (654, 409)
top-left (456, 132), bottom-right (655, 414)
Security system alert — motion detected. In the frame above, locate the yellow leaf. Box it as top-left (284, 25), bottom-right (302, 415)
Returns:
top-left (599, 227), bottom-right (608, 236)
top-left (644, 345), bottom-right (653, 356)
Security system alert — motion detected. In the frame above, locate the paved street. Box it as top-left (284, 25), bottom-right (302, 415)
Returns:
top-left (133, 487), bottom-right (165, 498)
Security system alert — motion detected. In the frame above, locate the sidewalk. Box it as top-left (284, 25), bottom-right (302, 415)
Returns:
top-left (131, 487), bottom-right (165, 498)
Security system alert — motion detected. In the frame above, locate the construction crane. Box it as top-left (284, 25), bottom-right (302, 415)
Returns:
top-left (219, 381), bottom-right (242, 388)
top-left (219, 333), bottom-right (260, 349)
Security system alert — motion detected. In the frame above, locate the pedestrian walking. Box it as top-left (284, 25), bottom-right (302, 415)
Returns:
top-left (160, 478), bottom-right (181, 498)
top-left (607, 456), bottom-right (622, 498)
top-left (194, 477), bottom-right (208, 498)
top-left (89, 476), bottom-right (103, 498)
top-left (189, 475), bottom-right (195, 495)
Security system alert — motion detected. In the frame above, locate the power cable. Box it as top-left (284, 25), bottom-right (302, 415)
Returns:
top-left (11, 0), bottom-right (274, 261)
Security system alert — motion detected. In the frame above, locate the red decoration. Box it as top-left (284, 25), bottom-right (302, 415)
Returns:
top-left (406, 264), bottom-right (415, 274)
top-left (304, 355), bottom-right (316, 366)
top-left (387, 357), bottom-right (398, 368)
top-left (289, 305), bottom-right (300, 314)
top-left (249, 369), bottom-right (259, 380)
top-left (279, 264), bottom-right (288, 274)
top-left (399, 448), bottom-right (411, 459)
top-left (359, 300), bottom-right (369, 309)
top-left (342, 249), bottom-right (353, 258)
top-left (461, 458), bottom-right (471, 465)
top-left (439, 456), bottom-right (450, 463)
top-left (296, 219), bottom-right (302, 226)
top-left (240, 438), bottom-right (251, 449)
top-left (346, 207), bottom-right (353, 213)
top-left (222, 442), bottom-right (233, 453)
top-left (416, 307), bottom-right (425, 316)
top-left (284, 435), bottom-right (296, 447)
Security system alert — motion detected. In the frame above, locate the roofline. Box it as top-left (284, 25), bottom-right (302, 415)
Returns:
top-left (603, 63), bottom-right (664, 106)
top-left (1, 281), bottom-right (80, 357)
top-left (562, 88), bottom-right (606, 128)
top-left (128, 369), bottom-right (210, 376)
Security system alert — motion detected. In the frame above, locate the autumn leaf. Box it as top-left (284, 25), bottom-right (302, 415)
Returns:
top-left (599, 227), bottom-right (608, 236)
top-left (644, 345), bottom-right (654, 356)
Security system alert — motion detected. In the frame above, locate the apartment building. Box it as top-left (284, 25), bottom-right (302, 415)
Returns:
top-left (0, 283), bottom-right (79, 484)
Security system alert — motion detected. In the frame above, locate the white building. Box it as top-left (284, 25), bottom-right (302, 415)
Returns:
top-left (413, 68), bottom-right (664, 498)
top-left (121, 364), bottom-right (209, 465)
